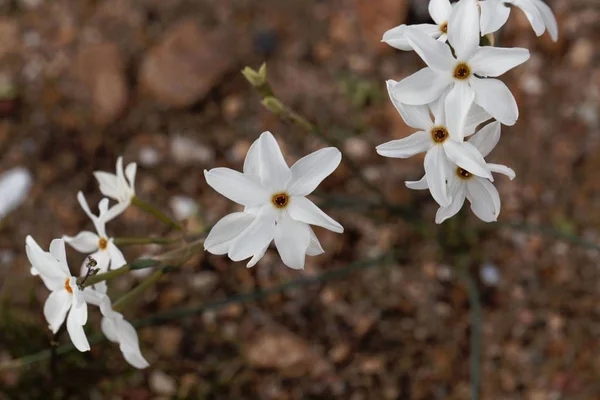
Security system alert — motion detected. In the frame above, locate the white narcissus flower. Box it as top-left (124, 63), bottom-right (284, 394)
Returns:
top-left (0, 167), bottom-right (32, 220)
top-left (25, 236), bottom-right (90, 352)
top-left (64, 192), bottom-right (126, 292)
top-left (382, 0), bottom-right (453, 50)
top-left (93, 156), bottom-right (137, 219)
top-left (377, 80), bottom-right (492, 207)
top-left (407, 121), bottom-right (515, 223)
top-left (480, 0), bottom-right (558, 42)
top-left (392, 0), bottom-right (530, 139)
top-left (204, 131), bottom-right (342, 270)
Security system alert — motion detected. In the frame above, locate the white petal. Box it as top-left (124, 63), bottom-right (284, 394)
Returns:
top-left (287, 147), bottom-right (341, 196)
top-left (469, 47), bottom-right (530, 77)
top-left (83, 287), bottom-right (108, 308)
top-left (205, 212), bottom-right (255, 255)
top-left (77, 192), bottom-right (106, 237)
top-left (447, 0), bottom-right (480, 60)
top-left (116, 318), bottom-right (149, 368)
top-left (479, 0), bottom-right (511, 35)
top-left (108, 241), bottom-right (127, 269)
top-left (258, 131), bottom-right (291, 192)
top-left (470, 78), bottom-right (518, 126)
top-left (44, 290), bottom-right (71, 334)
top-left (306, 227), bottom-right (325, 256)
top-left (424, 145), bottom-right (452, 207)
top-left (124, 162), bottom-right (137, 191)
top-left (464, 102), bottom-right (492, 136)
top-left (67, 303), bottom-right (90, 352)
top-left (274, 214), bottom-right (311, 270)
top-left (101, 316), bottom-right (120, 343)
top-left (435, 182), bottom-right (467, 224)
top-left (204, 168), bottom-right (270, 207)
top-left (386, 80), bottom-right (433, 130)
top-left (49, 238), bottom-right (71, 276)
top-left (405, 29), bottom-right (455, 72)
top-left (466, 178), bottom-right (500, 222)
top-left (533, 0), bottom-right (558, 41)
top-left (376, 131), bottom-right (432, 159)
top-left (488, 163), bottom-right (516, 180)
top-left (468, 121), bottom-right (501, 157)
top-left (443, 140), bottom-right (492, 180)
top-left (64, 231), bottom-right (100, 253)
top-left (445, 81), bottom-right (475, 141)
top-left (93, 171), bottom-right (120, 200)
top-left (405, 175), bottom-right (429, 190)
top-left (25, 236), bottom-right (67, 290)
top-left (287, 196), bottom-right (344, 233)
top-left (0, 167), bottom-right (32, 219)
top-left (123, 350), bottom-right (150, 369)
top-left (243, 137), bottom-right (261, 178)
top-left (382, 24), bottom-right (441, 51)
top-left (512, 0), bottom-right (546, 36)
top-left (392, 67), bottom-right (453, 105)
top-left (429, 0), bottom-right (453, 25)
top-left (228, 206), bottom-right (276, 262)
top-left (246, 244), bottom-right (269, 268)
top-left (104, 201), bottom-right (129, 222)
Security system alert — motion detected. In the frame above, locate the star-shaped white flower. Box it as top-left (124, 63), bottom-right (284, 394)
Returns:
top-left (204, 131), bottom-right (342, 270)
top-left (392, 0), bottom-right (530, 140)
top-left (480, 0), bottom-right (558, 42)
top-left (93, 156), bottom-right (137, 219)
top-left (406, 121), bottom-right (515, 223)
top-left (377, 80), bottom-right (492, 207)
top-left (25, 236), bottom-right (90, 352)
top-left (64, 192), bottom-right (126, 292)
top-left (383, 0), bottom-right (453, 50)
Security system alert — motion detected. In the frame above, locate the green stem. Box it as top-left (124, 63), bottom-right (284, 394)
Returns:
top-left (459, 267), bottom-right (482, 400)
top-left (113, 269), bottom-right (166, 312)
top-left (131, 196), bottom-right (185, 232)
top-left (113, 236), bottom-right (180, 246)
top-left (78, 265), bottom-right (131, 288)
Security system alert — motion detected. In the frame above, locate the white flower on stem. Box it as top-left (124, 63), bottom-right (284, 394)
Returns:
top-left (377, 80), bottom-right (492, 207)
top-left (64, 192), bottom-right (126, 292)
top-left (382, 0), bottom-right (453, 50)
top-left (480, 0), bottom-right (558, 42)
top-left (204, 131), bottom-right (342, 270)
top-left (392, 0), bottom-right (530, 139)
top-left (93, 156), bottom-right (137, 219)
top-left (83, 290), bottom-right (149, 369)
top-left (25, 236), bottom-right (90, 352)
top-left (406, 121), bottom-right (515, 223)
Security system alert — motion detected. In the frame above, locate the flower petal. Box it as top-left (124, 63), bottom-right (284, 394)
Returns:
top-left (116, 318), bottom-right (149, 369)
top-left (274, 214), bottom-right (311, 270)
top-left (258, 131), bottom-right (291, 192)
top-left (479, 0), bottom-right (511, 35)
top-left (64, 231), bottom-right (99, 254)
top-left (443, 140), bottom-right (493, 180)
top-left (448, 0), bottom-right (480, 60)
top-left (429, 0), bottom-right (453, 25)
top-left (49, 238), bottom-right (71, 276)
top-left (101, 315), bottom-right (120, 343)
top-left (405, 28), bottom-right (455, 72)
top-left (306, 227), bottom-right (325, 256)
top-left (470, 78), bottom-right (518, 126)
top-left (445, 81), bottom-right (475, 141)
top-left (25, 236), bottom-right (67, 290)
top-left (386, 80), bottom-right (433, 130)
top-left (247, 244), bottom-right (269, 268)
top-left (287, 196), bottom-right (344, 233)
top-left (205, 212), bottom-right (255, 255)
top-left (67, 303), bottom-right (90, 352)
top-left (76, 192), bottom-right (106, 237)
top-left (512, 0), bottom-right (545, 36)
top-left (469, 47), bottom-right (530, 77)
top-left (376, 131), bottom-right (432, 159)
top-left (93, 171), bottom-right (120, 200)
top-left (204, 168), bottom-right (270, 207)
top-left (488, 163), bottom-right (516, 180)
top-left (44, 289), bottom-right (71, 334)
top-left (108, 241), bottom-right (127, 269)
top-left (104, 201), bottom-right (129, 222)
top-left (405, 175), bottom-right (429, 190)
top-left (424, 145), bottom-right (452, 207)
top-left (468, 121), bottom-right (501, 157)
top-left (382, 24), bottom-right (441, 51)
top-left (435, 180), bottom-right (466, 224)
top-left (464, 102), bottom-right (492, 136)
top-left (228, 206), bottom-right (276, 262)
top-left (391, 67), bottom-right (453, 105)
top-left (533, 0), bottom-right (558, 41)
top-left (287, 147), bottom-right (341, 196)
top-left (466, 177), bottom-right (500, 222)
top-left (243, 137), bottom-right (261, 178)
top-left (124, 162), bottom-right (137, 191)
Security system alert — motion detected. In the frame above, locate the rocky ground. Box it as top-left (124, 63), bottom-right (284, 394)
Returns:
top-left (1, 0), bottom-right (600, 398)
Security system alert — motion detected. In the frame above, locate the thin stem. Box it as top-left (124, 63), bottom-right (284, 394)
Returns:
top-left (131, 196), bottom-right (184, 232)
top-left (78, 265), bottom-right (131, 288)
top-left (113, 269), bottom-right (166, 312)
top-left (113, 236), bottom-right (180, 246)
top-left (458, 267), bottom-right (482, 400)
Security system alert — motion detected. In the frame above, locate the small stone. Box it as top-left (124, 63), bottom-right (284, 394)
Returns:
top-left (328, 344), bottom-right (351, 363)
top-left (140, 19), bottom-right (234, 108)
top-left (480, 263), bottom-right (500, 286)
top-left (170, 135), bottom-right (215, 165)
top-left (155, 326), bottom-right (183, 357)
top-left (569, 38), bottom-right (594, 68)
top-left (169, 195), bottom-right (197, 221)
top-left (189, 271), bottom-right (219, 294)
top-left (150, 371), bottom-right (177, 396)
top-left (139, 146), bottom-right (161, 167)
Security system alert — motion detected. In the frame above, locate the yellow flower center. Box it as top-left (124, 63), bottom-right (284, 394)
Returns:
top-left (440, 22), bottom-right (448, 33)
top-left (65, 278), bottom-right (73, 294)
top-left (454, 63), bottom-right (471, 80)
top-left (456, 167), bottom-right (473, 180)
top-left (272, 193), bottom-right (289, 208)
top-left (99, 237), bottom-right (108, 250)
top-left (431, 127), bottom-right (449, 143)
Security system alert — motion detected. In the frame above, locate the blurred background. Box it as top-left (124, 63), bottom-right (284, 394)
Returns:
top-left (1, 0), bottom-right (599, 398)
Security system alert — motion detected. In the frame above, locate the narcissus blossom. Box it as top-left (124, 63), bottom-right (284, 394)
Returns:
top-left (204, 131), bottom-right (342, 270)
top-left (26, 236), bottom-right (90, 352)
top-left (392, 0), bottom-right (530, 139)
top-left (93, 156), bottom-right (137, 219)
top-left (64, 192), bottom-right (126, 292)
top-left (377, 80), bottom-right (492, 207)
top-left (480, 0), bottom-right (558, 42)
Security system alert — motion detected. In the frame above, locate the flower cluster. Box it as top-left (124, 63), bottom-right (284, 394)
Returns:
top-left (25, 158), bottom-right (148, 368)
top-left (378, 0), bottom-right (557, 223)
